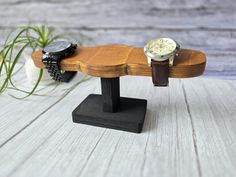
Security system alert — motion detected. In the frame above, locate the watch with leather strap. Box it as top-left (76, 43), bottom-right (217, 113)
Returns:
top-left (42, 41), bottom-right (77, 82)
top-left (144, 38), bottom-right (180, 86)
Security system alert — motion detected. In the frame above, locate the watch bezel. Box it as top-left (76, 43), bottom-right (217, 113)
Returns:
top-left (144, 38), bottom-right (180, 62)
top-left (42, 41), bottom-right (77, 58)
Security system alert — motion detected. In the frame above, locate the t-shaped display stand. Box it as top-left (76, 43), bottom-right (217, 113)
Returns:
top-left (31, 44), bottom-right (206, 133)
top-left (72, 77), bottom-right (147, 133)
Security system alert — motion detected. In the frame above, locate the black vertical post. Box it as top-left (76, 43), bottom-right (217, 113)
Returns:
top-left (101, 77), bottom-right (120, 113)
top-left (73, 76), bottom-right (147, 133)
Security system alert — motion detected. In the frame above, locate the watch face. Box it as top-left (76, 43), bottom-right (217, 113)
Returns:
top-left (43, 41), bottom-right (72, 53)
top-left (144, 38), bottom-right (177, 61)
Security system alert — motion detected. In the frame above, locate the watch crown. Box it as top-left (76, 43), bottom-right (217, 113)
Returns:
top-left (72, 43), bottom-right (77, 49)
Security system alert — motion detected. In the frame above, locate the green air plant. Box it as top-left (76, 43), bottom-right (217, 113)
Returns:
top-left (0, 25), bottom-right (61, 98)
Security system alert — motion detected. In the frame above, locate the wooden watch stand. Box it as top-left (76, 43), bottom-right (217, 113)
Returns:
top-left (31, 44), bottom-right (206, 133)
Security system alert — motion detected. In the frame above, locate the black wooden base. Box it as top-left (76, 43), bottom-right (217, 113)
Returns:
top-left (72, 94), bottom-right (147, 133)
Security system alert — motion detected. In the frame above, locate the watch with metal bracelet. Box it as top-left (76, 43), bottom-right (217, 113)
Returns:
top-left (42, 41), bottom-right (77, 82)
top-left (144, 37), bottom-right (180, 86)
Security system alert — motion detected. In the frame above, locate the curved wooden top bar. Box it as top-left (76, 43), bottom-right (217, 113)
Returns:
top-left (31, 44), bottom-right (206, 78)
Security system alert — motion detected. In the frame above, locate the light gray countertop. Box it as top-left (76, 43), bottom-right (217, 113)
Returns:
top-left (0, 65), bottom-right (235, 177)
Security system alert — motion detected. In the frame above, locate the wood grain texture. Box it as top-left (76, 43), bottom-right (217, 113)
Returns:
top-left (0, 64), bottom-right (87, 146)
top-left (0, 0), bottom-right (235, 29)
top-left (181, 78), bottom-right (236, 177)
top-left (0, 0), bottom-right (235, 78)
top-left (31, 45), bottom-right (206, 78)
top-left (0, 0), bottom-right (235, 176)
top-left (0, 76), bottom-right (235, 177)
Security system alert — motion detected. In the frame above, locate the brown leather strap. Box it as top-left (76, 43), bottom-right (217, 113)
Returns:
top-left (151, 59), bottom-right (169, 86)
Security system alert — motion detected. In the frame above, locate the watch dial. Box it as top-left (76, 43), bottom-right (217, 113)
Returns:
top-left (145, 38), bottom-right (176, 57)
top-left (43, 41), bottom-right (71, 53)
